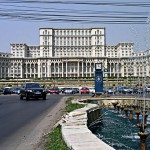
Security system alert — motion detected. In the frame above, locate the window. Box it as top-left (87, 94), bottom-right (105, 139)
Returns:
top-left (45, 30), bottom-right (47, 34)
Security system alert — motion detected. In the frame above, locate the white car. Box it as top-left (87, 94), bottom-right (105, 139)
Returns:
top-left (89, 88), bottom-right (95, 94)
top-left (104, 88), bottom-right (116, 94)
top-left (145, 86), bottom-right (150, 92)
top-left (64, 88), bottom-right (76, 94)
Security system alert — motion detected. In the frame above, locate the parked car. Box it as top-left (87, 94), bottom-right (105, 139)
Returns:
top-left (89, 87), bottom-right (95, 94)
top-left (104, 88), bottom-right (116, 94)
top-left (0, 88), bottom-right (3, 95)
top-left (49, 87), bottom-right (60, 94)
top-left (19, 82), bottom-right (47, 100)
top-left (60, 87), bottom-right (66, 94)
top-left (133, 88), bottom-right (143, 94)
top-left (63, 88), bottom-right (76, 94)
top-left (80, 87), bottom-right (90, 94)
top-left (72, 88), bottom-right (80, 93)
top-left (145, 86), bottom-right (150, 92)
top-left (117, 85), bottom-right (123, 93)
top-left (3, 87), bottom-right (12, 95)
top-left (122, 87), bottom-right (132, 94)
top-left (13, 87), bottom-right (21, 94)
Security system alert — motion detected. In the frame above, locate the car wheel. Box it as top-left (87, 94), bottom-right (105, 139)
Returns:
top-left (43, 95), bottom-right (46, 100)
top-left (26, 93), bottom-right (30, 100)
top-left (20, 95), bottom-right (23, 100)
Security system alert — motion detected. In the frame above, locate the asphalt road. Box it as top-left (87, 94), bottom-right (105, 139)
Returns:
top-left (0, 92), bottom-right (146, 150)
top-left (0, 94), bottom-right (66, 150)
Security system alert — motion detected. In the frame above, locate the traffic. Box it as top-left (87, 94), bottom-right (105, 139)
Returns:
top-left (0, 82), bottom-right (150, 100)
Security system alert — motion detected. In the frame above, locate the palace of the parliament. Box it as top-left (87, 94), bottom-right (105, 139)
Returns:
top-left (0, 27), bottom-right (149, 79)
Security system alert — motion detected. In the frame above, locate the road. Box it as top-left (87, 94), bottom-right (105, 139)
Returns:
top-left (0, 94), bottom-right (66, 150)
top-left (0, 92), bottom-right (147, 150)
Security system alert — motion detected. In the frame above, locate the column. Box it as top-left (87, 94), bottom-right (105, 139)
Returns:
top-left (58, 62), bottom-right (60, 77)
top-left (49, 63), bottom-right (51, 77)
top-left (54, 62), bottom-right (56, 77)
top-left (62, 62), bottom-right (64, 77)
top-left (82, 61), bottom-right (84, 77)
top-left (47, 60), bottom-right (49, 78)
top-left (20, 61), bottom-right (23, 78)
top-left (86, 62), bottom-right (87, 77)
top-left (38, 59), bottom-right (41, 78)
top-left (90, 63), bottom-right (92, 77)
top-left (109, 63), bottom-right (112, 76)
top-left (29, 63), bottom-right (32, 78)
top-left (66, 61), bottom-right (68, 77)
top-left (78, 61), bottom-right (79, 77)
top-left (33, 63), bottom-right (35, 78)
top-left (121, 62), bottom-right (124, 77)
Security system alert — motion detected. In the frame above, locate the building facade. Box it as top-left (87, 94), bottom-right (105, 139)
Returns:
top-left (0, 27), bottom-right (150, 79)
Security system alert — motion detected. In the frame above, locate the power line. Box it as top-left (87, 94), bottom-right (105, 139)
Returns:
top-left (0, 0), bottom-right (149, 24)
top-left (1, 0), bottom-right (150, 7)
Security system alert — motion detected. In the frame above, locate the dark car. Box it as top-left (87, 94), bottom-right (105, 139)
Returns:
top-left (49, 87), bottom-right (60, 94)
top-left (72, 88), bottom-right (80, 93)
top-left (3, 87), bottom-right (12, 95)
top-left (13, 87), bottom-right (21, 94)
top-left (20, 83), bottom-right (47, 100)
top-left (0, 88), bottom-right (4, 95)
top-left (133, 88), bottom-right (143, 94)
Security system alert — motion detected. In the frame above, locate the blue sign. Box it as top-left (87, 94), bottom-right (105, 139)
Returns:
top-left (95, 63), bottom-right (103, 93)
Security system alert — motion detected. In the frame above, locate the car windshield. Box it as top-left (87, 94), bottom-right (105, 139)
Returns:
top-left (26, 83), bottom-right (41, 88)
top-left (66, 88), bottom-right (72, 90)
top-left (4, 88), bottom-right (11, 91)
top-left (52, 88), bottom-right (59, 90)
top-left (82, 87), bottom-right (88, 90)
top-left (15, 87), bottom-right (21, 90)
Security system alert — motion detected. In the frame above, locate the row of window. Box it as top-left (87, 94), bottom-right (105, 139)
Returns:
top-left (43, 29), bottom-right (102, 36)
top-left (42, 41), bottom-right (92, 46)
top-left (55, 52), bottom-right (92, 57)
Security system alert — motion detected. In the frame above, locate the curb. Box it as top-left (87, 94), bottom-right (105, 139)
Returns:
top-left (61, 99), bottom-right (115, 150)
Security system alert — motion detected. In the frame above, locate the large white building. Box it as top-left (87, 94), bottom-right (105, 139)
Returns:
top-left (0, 27), bottom-right (150, 79)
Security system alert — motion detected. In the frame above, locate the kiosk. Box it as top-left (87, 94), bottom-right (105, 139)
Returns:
top-left (95, 63), bottom-right (103, 96)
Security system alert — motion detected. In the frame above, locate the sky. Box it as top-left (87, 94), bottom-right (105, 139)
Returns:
top-left (0, 0), bottom-right (150, 53)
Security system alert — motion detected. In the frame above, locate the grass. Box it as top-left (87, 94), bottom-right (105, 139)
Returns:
top-left (45, 126), bottom-right (70, 150)
top-left (45, 97), bottom-right (85, 150)
top-left (65, 97), bottom-right (85, 113)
